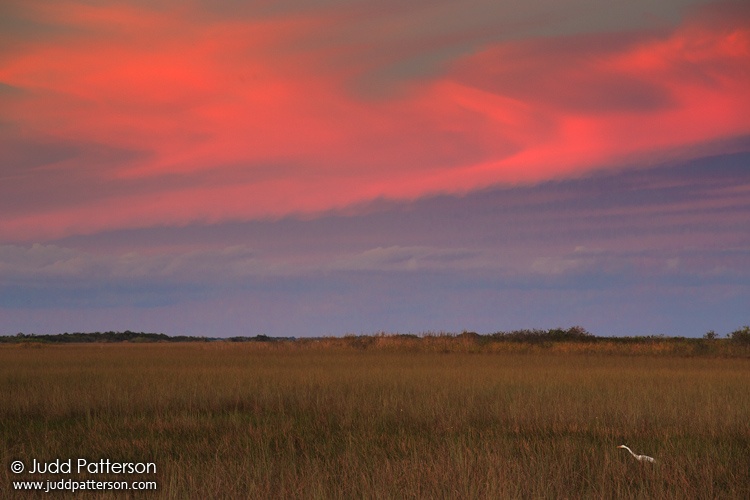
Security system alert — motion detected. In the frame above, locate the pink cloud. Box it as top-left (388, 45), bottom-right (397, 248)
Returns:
top-left (1, 1), bottom-right (749, 241)
top-left (442, 8), bottom-right (750, 185)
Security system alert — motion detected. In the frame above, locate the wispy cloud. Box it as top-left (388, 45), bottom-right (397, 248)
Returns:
top-left (329, 245), bottom-right (492, 272)
top-left (0, 243), bottom-right (261, 284)
top-left (4, 151), bottom-right (748, 299)
top-left (1, 1), bottom-right (748, 241)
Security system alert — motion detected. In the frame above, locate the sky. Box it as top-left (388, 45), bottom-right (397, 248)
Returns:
top-left (1, 0), bottom-right (749, 337)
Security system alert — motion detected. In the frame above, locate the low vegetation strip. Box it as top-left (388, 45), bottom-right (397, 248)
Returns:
top-left (3, 326), bottom-right (750, 357)
top-left (2, 343), bottom-right (749, 498)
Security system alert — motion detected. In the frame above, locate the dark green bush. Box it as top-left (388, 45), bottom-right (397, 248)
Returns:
top-left (728, 326), bottom-right (750, 344)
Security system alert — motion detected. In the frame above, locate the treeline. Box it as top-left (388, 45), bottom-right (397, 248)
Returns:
top-left (2, 325), bottom-right (748, 345)
top-left (485, 325), bottom-right (750, 344)
top-left (0, 331), bottom-right (290, 344)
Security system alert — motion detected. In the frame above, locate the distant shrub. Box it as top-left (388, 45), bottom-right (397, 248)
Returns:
top-left (703, 330), bottom-right (718, 340)
top-left (491, 326), bottom-right (594, 343)
top-left (728, 326), bottom-right (750, 344)
top-left (343, 334), bottom-right (377, 350)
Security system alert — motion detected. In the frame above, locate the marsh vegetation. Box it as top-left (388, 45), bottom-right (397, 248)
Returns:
top-left (2, 339), bottom-right (749, 498)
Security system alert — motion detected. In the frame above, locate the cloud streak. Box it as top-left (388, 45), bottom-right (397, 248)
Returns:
top-left (1, 148), bottom-right (748, 336)
top-left (5, 151), bottom-right (748, 287)
top-left (1, 1), bottom-right (749, 241)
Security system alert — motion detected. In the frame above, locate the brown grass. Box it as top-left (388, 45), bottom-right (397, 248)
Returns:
top-left (2, 341), bottom-right (749, 498)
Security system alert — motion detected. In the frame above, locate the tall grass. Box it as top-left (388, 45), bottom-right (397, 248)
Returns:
top-left (2, 342), bottom-right (749, 498)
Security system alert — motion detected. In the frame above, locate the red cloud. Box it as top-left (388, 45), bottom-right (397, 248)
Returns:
top-left (442, 8), bottom-right (750, 185)
top-left (1, 1), bottom-right (749, 240)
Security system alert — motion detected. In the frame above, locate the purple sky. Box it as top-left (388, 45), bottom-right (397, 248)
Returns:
top-left (1, 0), bottom-right (749, 337)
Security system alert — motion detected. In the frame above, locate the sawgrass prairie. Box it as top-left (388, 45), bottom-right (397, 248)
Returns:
top-left (2, 339), bottom-right (749, 498)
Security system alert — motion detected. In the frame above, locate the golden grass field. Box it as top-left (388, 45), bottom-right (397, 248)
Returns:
top-left (2, 338), bottom-right (749, 498)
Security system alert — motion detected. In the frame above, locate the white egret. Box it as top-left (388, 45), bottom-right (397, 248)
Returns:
top-left (618, 445), bottom-right (655, 463)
